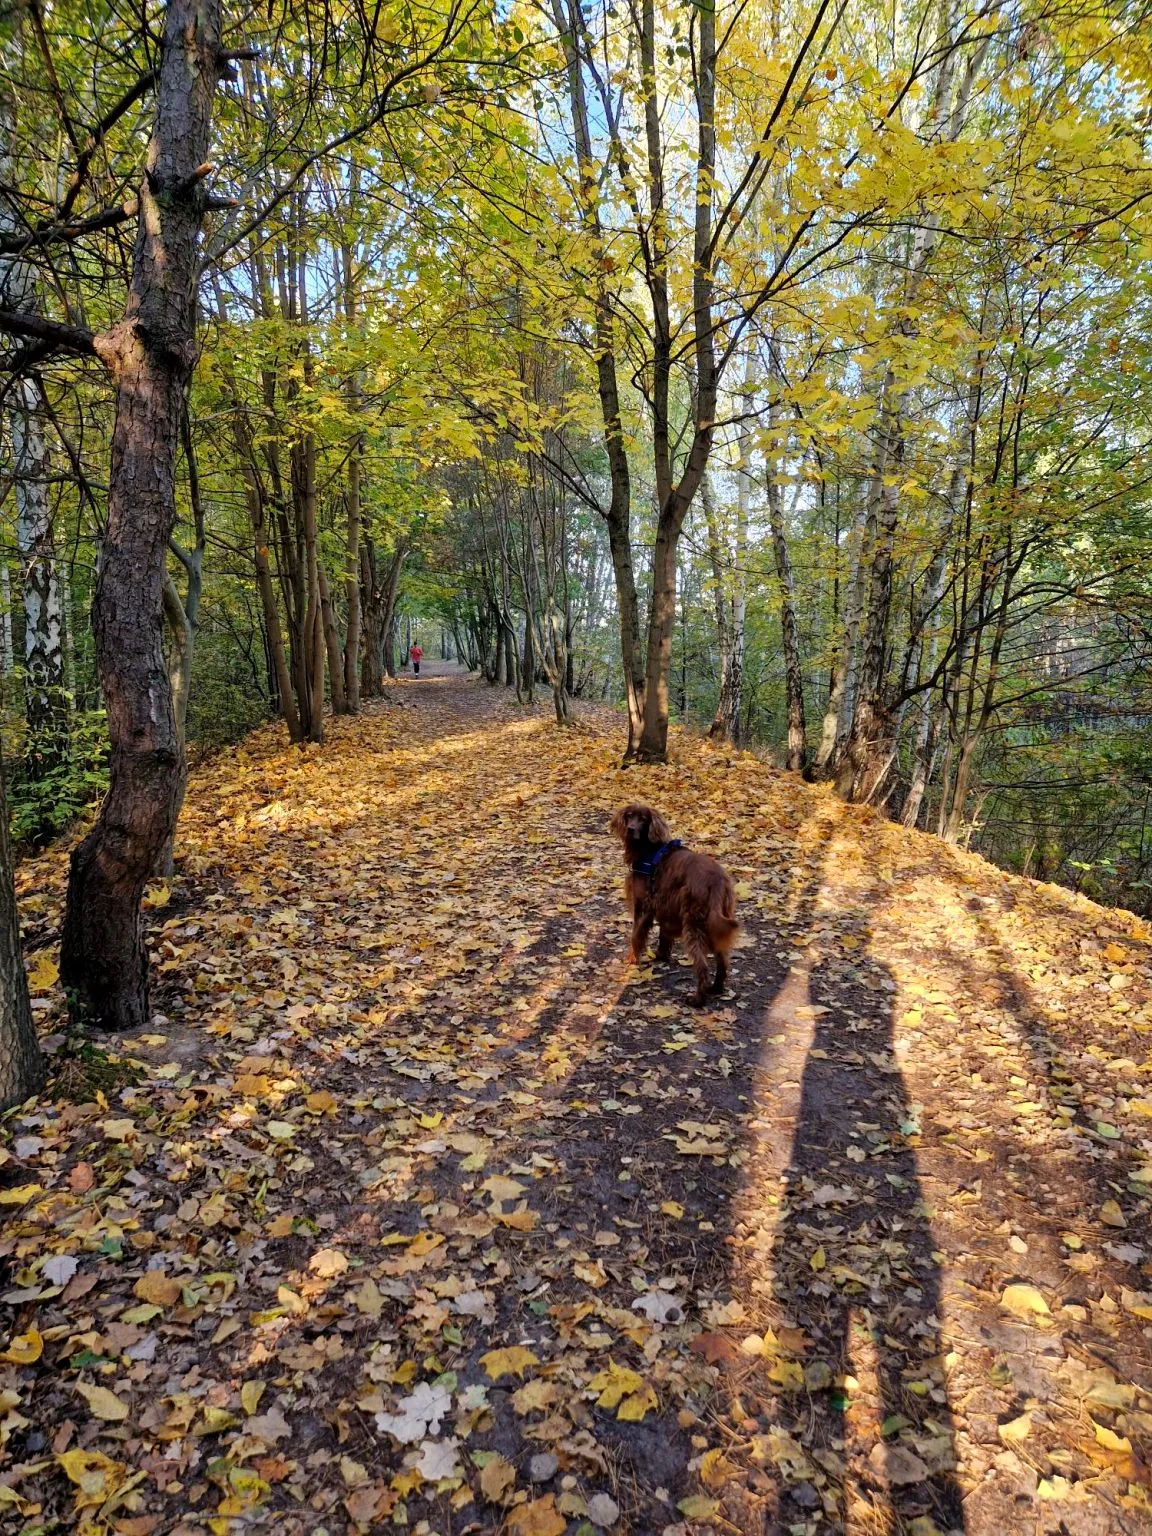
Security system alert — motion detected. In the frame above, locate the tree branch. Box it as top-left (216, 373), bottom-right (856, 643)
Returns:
top-left (0, 309), bottom-right (101, 359)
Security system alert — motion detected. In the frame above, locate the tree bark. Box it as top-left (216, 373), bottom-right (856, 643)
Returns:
top-left (1, 69), bottom-right (66, 776)
top-left (340, 175), bottom-right (362, 713)
top-left (13, 379), bottom-right (66, 773)
top-left (157, 409), bottom-right (205, 876)
top-left (0, 738), bottom-right (43, 1109)
top-left (635, 0), bottom-right (717, 762)
top-left (767, 461), bottom-right (807, 774)
top-left (60, 0), bottom-right (222, 1031)
top-left (551, 0), bottom-right (645, 756)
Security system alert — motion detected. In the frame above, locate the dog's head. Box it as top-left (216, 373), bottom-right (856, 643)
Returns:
top-left (609, 803), bottom-right (672, 850)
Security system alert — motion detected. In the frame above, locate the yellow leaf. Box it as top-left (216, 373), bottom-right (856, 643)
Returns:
top-left (309, 1247), bottom-right (349, 1278)
top-left (678, 1495), bottom-right (721, 1520)
top-left (587, 1359), bottom-right (645, 1409)
top-left (496, 1204), bottom-right (538, 1232)
top-left (480, 1174), bottom-right (526, 1203)
top-left (1000, 1283), bottom-right (1050, 1319)
top-left (998, 1411), bottom-right (1032, 1445)
top-left (480, 1346), bottom-right (539, 1381)
top-left (507, 1494), bottom-right (567, 1536)
top-left (1100, 1199), bottom-right (1126, 1228)
top-left (660, 1200), bottom-right (685, 1219)
top-left (141, 884), bottom-right (171, 909)
top-left (241, 1381), bottom-right (265, 1416)
top-left (0, 1184), bottom-right (42, 1205)
top-left (75, 1382), bottom-right (130, 1421)
top-left (196, 1406), bottom-right (239, 1434)
top-left (27, 953), bottom-right (58, 992)
top-left (1, 1327), bottom-right (43, 1364)
top-left (352, 1278), bottom-right (384, 1318)
top-left (511, 1378), bottom-right (558, 1415)
top-left (134, 1272), bottom-right (182, 1306)
top-left (276, 1285), bottom-right (308, 1316)
top-left (56, 1448), bottom-right (124, 1507)
top-left (810, 1246), bottom-right (826, 1271)
top-left (768, 1360), bottom-right (805, 1392)
top-left (617, 1385), bottom-right (657, 1421)
top-left (478, 1453), bottom-right (516, 1502)
top-left (1093, 1421), bottom-right (1132, 1454)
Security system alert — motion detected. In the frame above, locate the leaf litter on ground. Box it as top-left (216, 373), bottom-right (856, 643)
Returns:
top-left (3, 670), bottom-right (1151, 1534)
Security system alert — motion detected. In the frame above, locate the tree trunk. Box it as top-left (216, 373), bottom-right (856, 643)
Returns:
top-left (157, 410), bottom-right (205, 876)
top-left (340, 192), bottom-right (362, 713)
top-left (551, 0), bottom-right (645, 757)
top-left (703, 475), bottom-right (734, 740)
top-left (0, 740), bottom-right (42, 1109)
top-left (60, 0), bottom-right (222, 1032)
top-left (250, 488), bottom-right (299, 740)
top-left (835, 417), bottom-right (902, 801)
top-left (317, 557), bottom-right (345, 713)
top-left (0, 563), bottom-right (12, 676)
top-left (902, 707), bottom-right (936, 829)
top-left (1, 69), bottom-right (66, 774)
top-left (342, 439), bottom-right (362, 711)
top-left (635, 0), bottom-right (717, 763)
top-left (14, 380), bottom-right (66, 774)
top-left (768, 466), bottom-right (807, 774)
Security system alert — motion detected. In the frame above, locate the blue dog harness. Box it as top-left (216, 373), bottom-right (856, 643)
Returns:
top-left (632, 839), bottom-right (683, 878)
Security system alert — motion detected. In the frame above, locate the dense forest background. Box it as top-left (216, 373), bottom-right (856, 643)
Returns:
top-left (4, 0), bottom-right (1152, 913)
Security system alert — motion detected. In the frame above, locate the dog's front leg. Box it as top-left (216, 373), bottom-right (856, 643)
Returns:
top-left (629, 910), bottom-right (654, 964)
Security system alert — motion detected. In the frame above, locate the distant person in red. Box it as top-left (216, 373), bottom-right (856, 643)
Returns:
top-left (410, 642), bottom-right (423, 675)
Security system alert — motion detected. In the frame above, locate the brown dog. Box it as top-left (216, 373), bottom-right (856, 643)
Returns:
top-left (609, 803), bottom-right (738, 1005)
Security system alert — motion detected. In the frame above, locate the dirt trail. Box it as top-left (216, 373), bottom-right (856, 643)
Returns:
top-left (4, 675), bottom-right (1152, 1536)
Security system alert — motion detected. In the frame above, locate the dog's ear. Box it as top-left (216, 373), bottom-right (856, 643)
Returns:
top-left (644, 807), bottom-right (672, 843)
top-left (609, 806), bottom-right (627, 840)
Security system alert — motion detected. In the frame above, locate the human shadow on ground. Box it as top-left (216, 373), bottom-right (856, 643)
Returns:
top-left (756, 898), bottom-right (967, 1535)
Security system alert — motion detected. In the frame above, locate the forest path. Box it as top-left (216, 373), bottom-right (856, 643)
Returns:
top-left (6, 677), bottom-right (1152, 1536)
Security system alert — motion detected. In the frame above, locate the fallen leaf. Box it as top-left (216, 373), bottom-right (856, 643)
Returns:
top-left (868, 1442), bottom-right (929, 1485)
top-left (677, 1495), bottom-right (721, 1519)
top-left (75, 1382), bottom-right (130, 1421)
top-left (1100, 1199), bottom-right (1127, 1229)
top-left (27, 952), bottom-right (59, 992)
top-left (479, 1453), bottom-right (516, 1502)
top-left (1000, 1282), bottom-right (1050, 1319)
top-left (1, 1327), bottom-right (43, 1364)
top-left (309, 1247), bottom-right (349, 1278)
top-left (480, 1346), bottom-right (540, 1381)
top-left (998, 1411), bottom-right (1032, 1445)
top-left (133, 1271), bottom-right (182, 1306)
top-left (507, 1494), bottom-right (567, 1536)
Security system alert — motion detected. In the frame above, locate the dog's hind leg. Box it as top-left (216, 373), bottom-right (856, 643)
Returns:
top-left (685, 927), bottom-right (712, 1006)
top-left (710, 949), bottom-right (728, 994)
top-left (709, 918), bottom-right (738, 994)
top-left (655, 922), bottom-right (678, 962)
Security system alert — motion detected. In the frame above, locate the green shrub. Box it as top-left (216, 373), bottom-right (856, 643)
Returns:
top-left (9, 708), bottom-right (109, 849)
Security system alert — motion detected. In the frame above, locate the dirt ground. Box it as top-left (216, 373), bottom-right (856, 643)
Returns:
top-left (3, 672), bottom-right (1151, 1536)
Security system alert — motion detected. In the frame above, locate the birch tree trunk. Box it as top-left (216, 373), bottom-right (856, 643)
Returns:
top-left (0, 739), bottom-right (41, 1109)
top-left (61, 0), bottom-right (223, 1031)
top-left (14, 381), bottom-right (66, 770)
top-left (1, 73), bottom-right (66, 774)
top-left (767, 466), bottom-right (807, 774)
